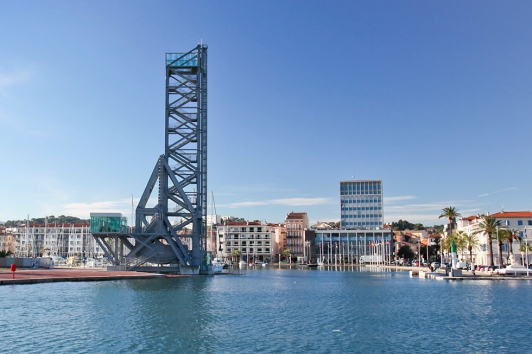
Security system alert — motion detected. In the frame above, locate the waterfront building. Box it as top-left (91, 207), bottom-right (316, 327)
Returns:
top-left (285, 212), bottom-right (309, 258)
top-left (271, 223), bottom-right (287, 262)
top-left (11, 223), bottom-right (104, 258)
top-left (0, 226), bottom-right (16, 254)
top-left (216, 221), bottom-right (275, 262)
top-left (314, 228), bottom-right (393, 264)
top-left (457, 211), bottom-right (532, 265)
top-left (340, 180), bottom-right (383, 228)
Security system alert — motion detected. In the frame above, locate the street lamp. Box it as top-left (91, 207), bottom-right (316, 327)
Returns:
top-left (496, 226), bottom-right (499, 266)
top-left (525, 227), bottom-right (530, 277)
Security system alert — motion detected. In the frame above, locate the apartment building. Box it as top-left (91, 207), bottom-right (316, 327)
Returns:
top-left (216, 221), bottom-right (275, 262)
top-left (10, 223), bottom-right (104, 258)
top-left (285, 212), bottom-right (309, 257)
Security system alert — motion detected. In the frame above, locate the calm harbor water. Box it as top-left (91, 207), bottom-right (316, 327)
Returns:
top-left (2, 267), bottom-right (531, 353)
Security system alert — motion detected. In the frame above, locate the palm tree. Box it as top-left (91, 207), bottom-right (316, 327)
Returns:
top-left (499, 229), bottom-right (522, 261)
top-left (519, 242), bottom-right (532, 266)
top-left (461, 232), bottom-right (479, 263)
top-left (231, 249), bottom-right (241, 263)
top-left (439, 207), bottom-right (462, 236)
top-left (441, 232), bottom-right (467, 263)
top-left (473, 215), bottom-right (504, 266)
top-left (439, 207), bottom-right (461, 263)
top-left (454, 230), bottom-right (468, 260)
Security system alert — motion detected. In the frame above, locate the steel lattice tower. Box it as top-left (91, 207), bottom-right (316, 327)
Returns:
top-left (91, 44), bottom-right (209, 274)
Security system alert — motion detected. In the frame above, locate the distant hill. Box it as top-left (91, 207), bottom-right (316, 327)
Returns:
top-left (4, 215), bottom-right (89, 227)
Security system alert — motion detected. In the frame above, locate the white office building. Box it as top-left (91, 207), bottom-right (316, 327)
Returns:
top-left (340, 179), bottom-right (383, 228)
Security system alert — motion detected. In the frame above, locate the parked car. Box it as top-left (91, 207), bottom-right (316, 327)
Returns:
top-left (456, 261), bottom-right (468, 270)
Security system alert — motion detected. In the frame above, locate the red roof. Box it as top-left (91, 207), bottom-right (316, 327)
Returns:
top-left (492, 211), bottom-right (532, 218)
top-left (463, 216), bottom-right (479, 221)
top-left (286, 212), bottom-right (307, 220)
top-left (224, 221), bottom-right (261, 226)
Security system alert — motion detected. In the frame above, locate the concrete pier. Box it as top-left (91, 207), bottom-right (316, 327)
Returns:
top-left (0, 268), bottom-right (167, 286)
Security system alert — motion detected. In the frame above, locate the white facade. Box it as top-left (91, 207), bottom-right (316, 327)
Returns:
top-left (206, 214), bottom-right (221, 226)
top-left (216, 222), bottom-right (275, 262)
top-left (457, 211), bottom-right (532, 265)
top-left (10, 223), bottom-right (104, 258)
top-left (340, 180), bottom-right (383, 228)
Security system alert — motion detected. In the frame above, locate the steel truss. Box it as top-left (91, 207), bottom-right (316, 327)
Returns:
top-left (92, 45), bottom-right (208, 274)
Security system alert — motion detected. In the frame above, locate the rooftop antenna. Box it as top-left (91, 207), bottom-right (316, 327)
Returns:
top-left (352, 170), bottom-right (356, 180)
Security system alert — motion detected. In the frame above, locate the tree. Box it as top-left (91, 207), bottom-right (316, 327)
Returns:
top-left (231, 250), bottom-right (241, 262)
top-left (391, 220), bottom-right (425, 231)
top-left (397, 245), bottom-right (414, 260)
top-left (473, 215), bottom-right (504, 266)
top-left (439, 207), bottom-right (461, 237)
top-left (441, 232), bottom-right (466, 262)
top-left (0, 250), bottom-right (12, 257)
top-left (282, 248), bottom-right (292, 263)
top-left (499, 229), bottom-right (521, 260)
top-left (439, 207), bottom-right (461, 264)
top-left (432, 225), bottom-right (445, 233)
top-left (461, 232), bottom-right (479, 263)
top-left (519, 242), bottom-right (532, 266)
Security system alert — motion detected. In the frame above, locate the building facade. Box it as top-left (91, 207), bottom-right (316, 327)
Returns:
top-left (0, 226), bottom-right (16, 254)
top-left (216, 222), bottom-right (275, 262)
top-left (314, 228), bottom-right (393, 264)
top-left (10, 223), bottom-right (104, 258)
top-left (285, 212), bottom-right (309, 257)
top-left (457, 211), bottom-right (532, 265)
top-left (340, 180), bottom-right (383, 228)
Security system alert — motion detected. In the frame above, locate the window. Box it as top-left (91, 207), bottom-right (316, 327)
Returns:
top-left (528, 220), bottom-right (532, 226)
top-left (518, 220), bottom-right (523, 226)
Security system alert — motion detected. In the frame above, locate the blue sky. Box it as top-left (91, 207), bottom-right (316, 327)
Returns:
top-left (1, 1), bottom-right (531, 226)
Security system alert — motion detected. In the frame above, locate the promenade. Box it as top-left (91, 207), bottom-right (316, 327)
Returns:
top-left (0, 268), bottom-right (166, 286)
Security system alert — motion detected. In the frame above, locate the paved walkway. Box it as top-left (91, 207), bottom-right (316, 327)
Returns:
top-left (419, 269), bottom-right (532, 281)
top-left (0, 268), bottom-right (166, 286)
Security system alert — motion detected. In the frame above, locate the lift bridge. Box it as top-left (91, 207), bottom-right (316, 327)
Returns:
top-left (90, 44), bottom-right (210, 275)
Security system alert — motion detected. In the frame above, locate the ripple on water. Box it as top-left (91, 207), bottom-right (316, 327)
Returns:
top-left (1, 271), bottom-right (531, 353)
